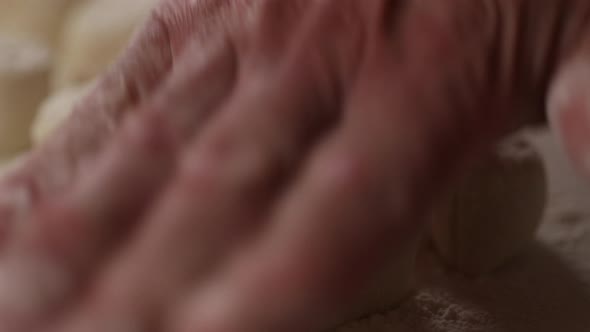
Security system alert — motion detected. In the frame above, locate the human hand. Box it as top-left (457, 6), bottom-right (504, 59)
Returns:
top-left (0, 0), bottom-right (588, 331)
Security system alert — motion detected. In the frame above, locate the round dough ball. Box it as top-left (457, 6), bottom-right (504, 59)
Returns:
top-left (0, 37), bottom-right (51, 160)
top-left (31, 82), bottom-right (93, 145)
top-left (430, 134), bottom-right (547, 276)
top-left (0, 0), bottom-right (77, 49)
top-left (52, 0), bottom-right (159, 89)
top-left (328, 234), bottom-right (422, 329)
top-left (349, 235), bottom-right (421, 318)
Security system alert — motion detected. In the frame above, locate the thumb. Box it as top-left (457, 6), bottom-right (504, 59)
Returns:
top-left (548, 57), bottom-right (590, 180)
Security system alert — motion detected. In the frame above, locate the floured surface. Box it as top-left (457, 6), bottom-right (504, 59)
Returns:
top-left (337, 130), bottom-right (590, 332)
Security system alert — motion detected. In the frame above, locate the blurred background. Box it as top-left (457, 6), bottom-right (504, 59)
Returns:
top-left (0, 0), bottom-right (158, 168)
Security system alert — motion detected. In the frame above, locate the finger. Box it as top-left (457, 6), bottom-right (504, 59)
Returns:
top-left (50, 38), bottom-right (341, 332)
top-left (0, 1), bottom-right (255, 328)
top-left (169, 114), bottom-right (439, 332)
top-left (49, 1), bottom-right (356, 329)
top-left (0, 8), bottom-right (177, 242)
top-left (168, 12), bottom-right (506, 329)
top-left (548, 58), bottom-right (590, 180)
top-left (0, 36), bottom-right (237, 332)
top-left (4, 0), bottom-right (259, 215)
top-left (32, 8), bottom-right (176, 191)
top-left (0, 111), bottom-right (179, 331)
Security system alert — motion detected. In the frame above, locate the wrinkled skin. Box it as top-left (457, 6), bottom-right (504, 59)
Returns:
top-left (0, 0), bottom-right (589, 331)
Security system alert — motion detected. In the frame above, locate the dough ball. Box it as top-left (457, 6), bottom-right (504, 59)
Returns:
top-left (0, 0), bottom-right (77, 49)
top-left (356, 238), bottom-right (419, 314)
top-left (430, 134), bottom-right (547, 276)
top-left (0, 37), bottom-right (51, 160)
top-left (31, 82), bottom-right (93, 145)
top-left (336, 234), bottom-right (422, 327)
top-left (52, 0), bottom-right (159, 89)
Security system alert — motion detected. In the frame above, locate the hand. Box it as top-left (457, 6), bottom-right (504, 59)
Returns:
top-left (0, 0), bottom-right (588, 331)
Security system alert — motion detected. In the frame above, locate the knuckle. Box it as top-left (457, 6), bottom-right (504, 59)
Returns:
top-left (120, 112), bottom-right (178, 157)
top-left (246, 0), bottom-right (363, 77)
top-left (312, 150), bottom-right (373, 193)
top-left (176, 131), bottom-right (242, 194)
top-left (177, 128), bottom-right (277, 195)
top-left (177, 151), bottom-right (224, 195)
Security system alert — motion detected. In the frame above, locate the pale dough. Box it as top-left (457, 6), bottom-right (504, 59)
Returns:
top-left (0, 0), bottom-right (77, 49)
top-left (31, 82), bottom-right (93, 145)
top-left (0, 37), bottom-right (50, 161)
top-left (430, 133), bottom-right (547, 275)
top-left (51, 0), bottom-right (159, 90)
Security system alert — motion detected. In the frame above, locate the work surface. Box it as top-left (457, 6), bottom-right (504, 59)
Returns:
top-left (336, 130), bottom-right (590, 332)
